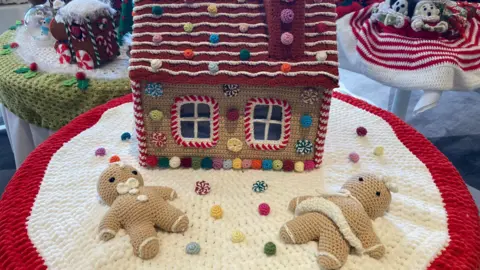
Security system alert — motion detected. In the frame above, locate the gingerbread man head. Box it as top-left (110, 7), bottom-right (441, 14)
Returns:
top-left (97, 163), bottom-right (145, 206)
top-left (341, 173), bottom-right (398, 219)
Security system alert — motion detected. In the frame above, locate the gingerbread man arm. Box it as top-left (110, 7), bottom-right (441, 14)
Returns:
top-left (99, 208), bottom-right (121, 241)
top-left (151, 186), bottom-right (177, 201)
top-left (288, 196), bottom-right (314, 212)
top-left (353, 215), bottom-right (385, 259)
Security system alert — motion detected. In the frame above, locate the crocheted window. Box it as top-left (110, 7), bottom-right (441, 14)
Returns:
top-left (244, 98), bottom-right (292, 151)
top-left (171, 96), bottom-right (219, 148)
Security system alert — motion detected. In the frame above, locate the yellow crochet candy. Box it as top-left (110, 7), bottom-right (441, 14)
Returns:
top-left (294, 161), bottom-right (304, 172)
top-left (374, 146), bottom-right (384, 156)
top-left (272, 160), bottom-right (283, 171)
top-left (149, 110), bottom-right (163, 121)
top-left (184, 22), bottom-right (194, 33)
top-left (207, 4), bottom-right (217, 15)
top-left (231, 230), bottom-right (245, 243)
top-left (227, 138), bottom-right (243, 152)
top-left (232, 158), bottom-right (242, 169)
top-left (210, 205), bottom-right (223, 219)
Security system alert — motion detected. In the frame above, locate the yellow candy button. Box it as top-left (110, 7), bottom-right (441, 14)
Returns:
top-left (227, 138), bottom-right (243, 152)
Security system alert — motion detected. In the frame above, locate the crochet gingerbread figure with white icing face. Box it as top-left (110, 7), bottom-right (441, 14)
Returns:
top-left (279, 173), bottom-right (398, 270)
top-left (97, 163), bottom-right (189, 260)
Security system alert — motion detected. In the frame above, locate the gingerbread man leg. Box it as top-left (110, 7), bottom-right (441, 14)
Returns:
top-left (280, 212), bottom-right (326, 244)
top-left (152, 186), bottom-right (177, 201)
top-left (317, 220), bottom-right (349, 270)
top-left (126, 224), bottom-right (159, 260)
top-left (288, 196), bottom-right (314, 212)
top-left (154, 201), bottom-right (189, 233)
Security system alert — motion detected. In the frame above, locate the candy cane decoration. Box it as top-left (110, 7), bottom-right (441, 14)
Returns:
top-left (56, 43), bottom-right (71, 64)
top-left (85, 18), bottom-right (100, 67)
top-left (96, 35), bottom-right (107, 47)
top-left (64, 24), bottom-right (76, 63)
top-left (106, 31), bottom-right (114, 57)
top-left (75, 50), bottom-right (94, 70)
top-left (108, 13), bottom-right (119, 55)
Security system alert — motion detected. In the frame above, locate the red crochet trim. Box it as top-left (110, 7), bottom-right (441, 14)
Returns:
top-left (0, 93), bottom-right (479, 269)
top-left (244, 97), bottom-right (291, 151)
top-left (170, 95), bottom-right (220, 148)
top-left (132, 80), bottom-right (147, 167)
top-left (0, 94), bottom-right (133, 270)
top-left (314, 88), bottom-right (333, 167)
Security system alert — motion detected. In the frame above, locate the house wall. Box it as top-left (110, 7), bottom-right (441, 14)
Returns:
top-left (66, 16), bottom-right (118, 67)
top-left (141, 82), bottom-right (324, 161)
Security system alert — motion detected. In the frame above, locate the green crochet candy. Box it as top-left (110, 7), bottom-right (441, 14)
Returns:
top-left (158, 157), bottom-right (169, 168)
top-left (152, 6), bottom-right (163, 15)
top-left (192, 157), bottom-right (202, 170)
top-left (272, 160), bottom-right (283, 171)
top-left (239, 49), bottom-right (250, 61)
top-left (264, 242), bottom-right (276, 256)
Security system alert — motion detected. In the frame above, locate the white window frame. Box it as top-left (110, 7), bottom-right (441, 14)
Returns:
top-left (171, 95), bottom-right (219, 148)
top-left (244, 98), bottom-right (292, 151)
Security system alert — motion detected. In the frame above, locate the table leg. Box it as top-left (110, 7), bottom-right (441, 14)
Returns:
top-left (391, 88), bottom-right (411, 120)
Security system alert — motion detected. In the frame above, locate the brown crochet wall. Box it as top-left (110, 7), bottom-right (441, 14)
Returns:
top-left (141, 83), bottom-right (324, 161)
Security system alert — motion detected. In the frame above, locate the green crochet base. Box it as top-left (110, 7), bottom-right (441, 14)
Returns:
top-left (0, 31), bottom-right (130, 130)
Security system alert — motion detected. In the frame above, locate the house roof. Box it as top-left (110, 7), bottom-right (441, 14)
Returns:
top-left (129, 0), bottom-right (339, 87)
top-left (55, 0), bottom-right (115, 24)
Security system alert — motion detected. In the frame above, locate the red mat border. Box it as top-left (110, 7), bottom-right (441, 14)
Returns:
top-left (0, 92), bottom-right (479, 270)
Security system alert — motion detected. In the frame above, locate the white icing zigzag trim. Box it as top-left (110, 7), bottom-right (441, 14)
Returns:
top-left (133, 2), bottom-right (335, 9)
top-left (132, 11), bottom-right (337, 18)
top-left (134, 11), bottom-right (265, 18)
top-left (131, 48), bottom-right (268, 56)
top-left (128, 66), bottom-right (340, 80)
top-left (132, 30), bottom-right (336, 38)
top-left (132, 21), bottom-right (334, 27)
top-left (132, 40), bottom-right (337, 47)
top-left (130, 49), bottom-right (337, 57)
top-left (132, 21), bottom-right (267, 28)
top-left (132, 41), bottom-right (269, 47)
top-left (133, 31), bottom-right (268, 38)
top-left (134, 2), bottom-right (264, 10)
top-left (130, 58), bottom-right (340, 67)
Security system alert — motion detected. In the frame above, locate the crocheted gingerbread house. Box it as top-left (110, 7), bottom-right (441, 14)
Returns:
top-left (129, 0), bottom-right (339, 171)
top-left (50, 0), bottom-right (120, 70)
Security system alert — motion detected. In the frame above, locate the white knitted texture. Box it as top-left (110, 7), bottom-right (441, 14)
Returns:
top-left (55, 0), bottom-right (115, 25)
top-left (13, 27), bottom-right (131, 80)
top-left (337, 12), bottom-right (480, 91)
top-left (27, 98), bottom-right (448, 269)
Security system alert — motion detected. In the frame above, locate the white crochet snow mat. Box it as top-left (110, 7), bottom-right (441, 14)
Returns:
top-left (27, 99), bottom-right (448, 269)
top-left (13, 26), bottom-right (130, 80)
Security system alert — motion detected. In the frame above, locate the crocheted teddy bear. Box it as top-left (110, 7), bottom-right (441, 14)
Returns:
top-left (97, 163), bottom-right (189, 259)
top-left (279, 173), bottom-right (398, 269)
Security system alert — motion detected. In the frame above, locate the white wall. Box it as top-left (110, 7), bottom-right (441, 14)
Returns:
top-left (0, 4), bottom-right (30, 32)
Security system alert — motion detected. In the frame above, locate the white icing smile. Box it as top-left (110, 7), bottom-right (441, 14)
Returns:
top-left (116, 178), bottom-right (140, 195)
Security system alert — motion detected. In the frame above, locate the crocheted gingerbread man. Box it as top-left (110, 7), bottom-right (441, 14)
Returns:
top-left (279, 173), bottom-right (398, 269)
top-left (97, 163), bottom-right (189, 259)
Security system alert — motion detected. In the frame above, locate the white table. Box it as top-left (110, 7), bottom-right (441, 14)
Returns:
top-left (337, 7), bottom-right (480, 120)
top-left (1, 105), bottom-right (54, 168)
